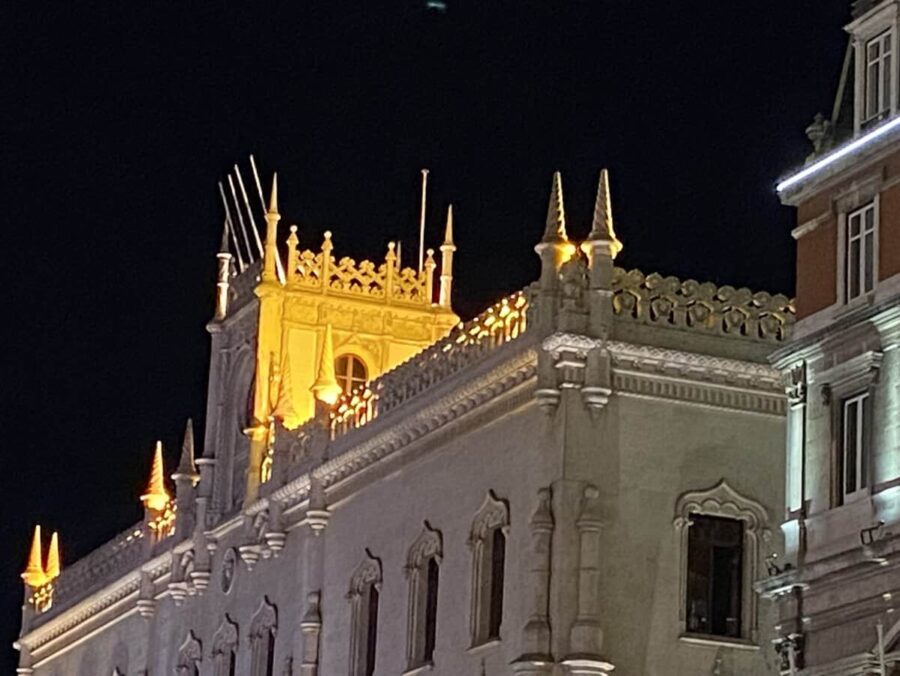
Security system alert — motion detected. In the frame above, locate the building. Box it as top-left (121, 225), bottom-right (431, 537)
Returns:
top-left (15, 169), bottom-right (794, 675)
top-left (758, 0), bottom-right (900, 673)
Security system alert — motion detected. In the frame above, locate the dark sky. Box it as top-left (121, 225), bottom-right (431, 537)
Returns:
top-left (1, 0), bottom-right (849, 668)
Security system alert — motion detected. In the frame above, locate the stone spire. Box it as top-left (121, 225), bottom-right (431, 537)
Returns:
top-left (173, 419), bottom-right (200, 485)
top-left (541, 171), bottom-right (568, 244)
top-left (439, 205), bottom-right (456, 309)
top-left (141, 442), bottom-right (171, 513)
top-left (586, 169), bottom-right (622, 257)
top-left (21, 526), bottom-right (45, 587)
top-left (311, 324), bottom-right (343, 405)
top-left (262, 173), bottom-right (281, 283)
top-left (45, 532), bottom-right (60, 581)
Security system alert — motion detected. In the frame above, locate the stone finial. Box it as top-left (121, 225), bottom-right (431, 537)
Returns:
top-left (21, 526), bottom-right (46, 587)
top-left (311, 324), bottom-right (343, 405)
top-left (541, 171), bottom-right (568, 244)
top-left (443, 204), bottom-right (455, 247)
top-left (141, 442), bottom-right (171, 512)
top-left (587, 169), bottom-right (622, 257)
top-left (45, 532), bottom-right (60, 580)
top-left (263, 173), bottom-right (281, 282)
top-left (173, 419), bottom-right (200, 485)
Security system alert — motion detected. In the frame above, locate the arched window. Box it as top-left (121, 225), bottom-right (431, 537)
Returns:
top-left (335, 354), bottom-right (367, 394)
top-left (348, 550), bottom-right (382, 676)
top-left (405, 523), bottom-right (442, 670)
top-left (212, 615), bottom-right (239, 676)
top-left (674, 480), bottom-right (770, 644)
top-left (469, 491), bottom-right (509, 646)
top-left (249, 598), bottom-right (277, 676)
top-left (175, 631), bottom-right (202, 676)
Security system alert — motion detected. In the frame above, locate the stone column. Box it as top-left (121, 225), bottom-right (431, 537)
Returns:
top-left (872, 306), bottom-right (900, 488)
top-left (513, 487), bottom-right (554, 672)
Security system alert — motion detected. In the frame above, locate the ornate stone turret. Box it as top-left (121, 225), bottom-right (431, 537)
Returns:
top-left (439, 205), bottom-right (456, 308)
top-left (534, 172), bottom-right (576, 331)
top-left (262, 173), bottom-right (280, 283)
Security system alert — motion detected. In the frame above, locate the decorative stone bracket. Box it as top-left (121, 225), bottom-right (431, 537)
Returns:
top-left (536, 333), bottom-right (611, 417)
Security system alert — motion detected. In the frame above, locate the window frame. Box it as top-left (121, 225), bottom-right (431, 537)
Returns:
top-left (674, 481), bottom-right (770, 647)
top-left (335, 353), bottom-right (368, 395)
top-left (844, 200), bottom-right (879, 303)
top-left (840, 392), bottom-right (872, 503)
top-left (348, 551), bottom-right (382, 676)
top-left (404, 523), bottom-right (443, 672)
top-left (865, 30), bottom-right (894, 123)
top-left (248, 598), bottom-right (278, 676)
top-left (468, 491), bottom-right (510, 648)
top-left (212, 616), bottom-right (239, 676)
top-left (175, 631), bottom-right (202, 676)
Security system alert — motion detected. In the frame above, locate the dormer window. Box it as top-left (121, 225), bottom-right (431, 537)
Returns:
top-left (865, 30), bottom-right (893, 122)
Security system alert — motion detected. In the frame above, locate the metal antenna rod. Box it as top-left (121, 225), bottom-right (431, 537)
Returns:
top-left (418, 168), bottom-right (429, 273)
top-left (228, 174), bottom-right (255, 264)
top-left (250, 154), bottom-right (267, 214)
top-left (218, 181), bottom-right (246, 271)
top-left (248, 156), bottom-right (286, 283)
top-left (234, 165), bottom-right (265, 257)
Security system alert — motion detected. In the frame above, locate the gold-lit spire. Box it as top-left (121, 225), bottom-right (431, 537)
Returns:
top-left (541, 171), bottom-right (568, 243)
top-left (173, 419), bottom-right (200, 485)
top-left (263, 173), bottom-right (281, 283)
top-left (443, 204), bottom-right (454, 247)
top-left (141, 441), bottom-right (171, 512)
top-left (586, 168), bottom-right (623, 257)
top-left (22, 525), bottom-right (46, 587)
top-left (45, 532), bottom-right (60, 581)
top-left (311, 324), bottom-right (343, 405)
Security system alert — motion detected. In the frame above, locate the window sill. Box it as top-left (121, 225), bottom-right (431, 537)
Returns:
top-left (679, 634), bottom-right (759, 651)
top-left (467, 638), bottom-right (502, 656)
top-left (403, 661), bottom-right (434, 675)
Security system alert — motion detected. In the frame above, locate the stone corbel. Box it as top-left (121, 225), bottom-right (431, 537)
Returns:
top-left (784, 362), bottom-right (807, 408)
top-left (537, 333), bottom-right (603, 414)
top-left (774, 633), bottom-right (804, 674)
top-left (306, 475), bottom-right (331, 535)
top-left (264, 500), bottom-right (287, 557)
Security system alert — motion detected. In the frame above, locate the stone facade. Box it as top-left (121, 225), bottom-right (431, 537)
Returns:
top-left (759, 1), bottom-right (900, 673)
top-left (15, 171), bottom-right (793, 675)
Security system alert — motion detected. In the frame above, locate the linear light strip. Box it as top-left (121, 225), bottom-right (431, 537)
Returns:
top-left (776, 115), bottom-right (900, 193)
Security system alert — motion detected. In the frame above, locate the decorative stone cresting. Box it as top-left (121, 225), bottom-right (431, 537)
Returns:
top-left (611, 268), bottom-right (794, 342)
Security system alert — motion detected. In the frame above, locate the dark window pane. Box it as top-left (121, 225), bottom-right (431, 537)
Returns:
top-left (686, 515), bottom-right (743, 638)
top-left (424, 557), bottom-right (439, 661)
top-left (864, 232), bottom-right (875, 292)
top-left (488, 528), bottom-right (506, 639)
top-left (850, 239), bottom-right (861, 299)
top-left (366, 586), bottom-right (379, 676)
top-left (229, 650), bottom-right (237, 676)
top-left (846, 400), bottom-right (859, 496)
top-left (266, 630), bottom-right (275, 676)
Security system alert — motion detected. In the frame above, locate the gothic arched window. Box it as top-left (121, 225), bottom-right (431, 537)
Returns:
top-left (175, 631), bottom-right (202, 676)
top-left (405, 523), bottom-right (442, 670)
top-left (249, 598), bottom-right (277, 676)
top-left (469, 491), bottom-right (509, 646)
top-left (348, 550), bottom-right (382, 676)
top-left (674, 480), bottom-right (770, 644)
top-left (212, 615), bottom-right (239, 676)
top-left (335, 354), bottom-right (367, 394)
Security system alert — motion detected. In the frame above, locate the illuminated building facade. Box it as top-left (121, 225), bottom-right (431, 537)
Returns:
top-left (759, 0), bottom-right (900, 672)
top-left (16, 170), bottom-right (794, 675)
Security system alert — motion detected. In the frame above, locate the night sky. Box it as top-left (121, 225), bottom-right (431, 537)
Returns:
top-left (2, 1), bottom-right (849, 668)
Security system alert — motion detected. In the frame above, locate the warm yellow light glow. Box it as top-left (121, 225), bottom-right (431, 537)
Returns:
top-left (141, 441), bottom-right (172, 513)
top-left (21, 525), bottom-right (47, 588)
top-left (45, 532), bottom-right (60, 580)
top-left (311, 324), bottom-right (343, 406)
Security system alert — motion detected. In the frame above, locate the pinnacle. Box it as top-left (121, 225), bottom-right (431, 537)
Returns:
top-left (311, 324), bottom-right (343, 406)
top-left (442, 204), bottom-right (455, 247)
top-left (45, 532), bottom-right (60, 580)
top-left (141, 441), bottom-right (171, 512)
top-left (22, 525), bottom-right (46, 587)
top-left (587, 168), bottom-right (623, 257)
top-left (541, 171), bottom-right (567, 244)
top-left (268, 173), bottom-right (279, 215)
top-left (173, 418), bottom-right (199, 484)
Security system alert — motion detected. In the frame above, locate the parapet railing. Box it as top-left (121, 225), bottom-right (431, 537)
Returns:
top-left (287, 231), bottom-right (435, 306)
top-left (330, 290), bottom-right (529, 438)
top-left (39, 523), bottom-right (145, 620)
top-left (611, 268), bottom-right (794, 342)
